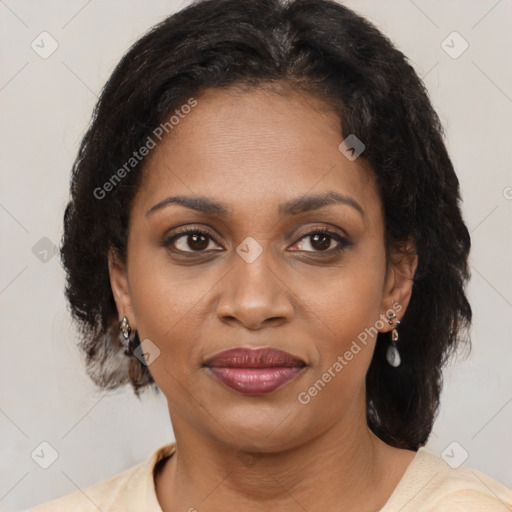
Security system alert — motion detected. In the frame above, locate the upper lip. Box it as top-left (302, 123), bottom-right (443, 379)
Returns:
top-left (203, 347), bottom-right (306, 368)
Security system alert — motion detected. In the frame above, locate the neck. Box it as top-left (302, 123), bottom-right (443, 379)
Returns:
top-left (155, 396), bottom-right (413, 511)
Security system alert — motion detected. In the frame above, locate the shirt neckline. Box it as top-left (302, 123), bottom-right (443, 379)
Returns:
top-left (377, 446), bottom-right (431, 511)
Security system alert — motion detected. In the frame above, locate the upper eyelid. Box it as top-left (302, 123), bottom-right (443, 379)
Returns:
top-left (293, 225), bottom-right (349, 241)
top-left (167, 225), bottom-right (347, 239)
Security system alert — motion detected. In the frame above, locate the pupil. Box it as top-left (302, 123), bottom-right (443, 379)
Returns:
top-left (312, 234), bottom-right (330, 251)
top-left (189, 233), bottom-right (208, 251)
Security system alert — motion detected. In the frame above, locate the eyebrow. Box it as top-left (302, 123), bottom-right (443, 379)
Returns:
top-left (146, 191), bottom-right (365, 218)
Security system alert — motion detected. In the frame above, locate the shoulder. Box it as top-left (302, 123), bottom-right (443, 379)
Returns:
top-left (26, 442), bottom-right (176, 512)
top-left (382, 447), bottom-right (512, 511)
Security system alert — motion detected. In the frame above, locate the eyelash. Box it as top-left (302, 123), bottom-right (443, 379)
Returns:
top-left (162, 226), bottom-right (351, 257)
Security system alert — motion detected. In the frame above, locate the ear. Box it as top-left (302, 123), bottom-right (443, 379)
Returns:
top-left (108, 248), bottom-right (136, 330)
top-left (379, 238), bottom-right (418, 332)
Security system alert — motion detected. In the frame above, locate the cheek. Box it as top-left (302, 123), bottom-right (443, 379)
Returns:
top-left (304, 253), bottom-right (385, 340)
top-left (127, 229), bottom-right (207, 327)
top-left (126, 242), bottom-right (223, 383)
top-left (127, 255), bottom-right (208, 396)
top-left (296, 277), bottom-right (383, 418)
top-left (300, 248), bottom-right (386, 382)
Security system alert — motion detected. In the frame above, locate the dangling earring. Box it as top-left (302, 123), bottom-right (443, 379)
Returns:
top-left (385, 311), bottom-right (401, 367)
top-left (119, 316), bottom-right (135, 356)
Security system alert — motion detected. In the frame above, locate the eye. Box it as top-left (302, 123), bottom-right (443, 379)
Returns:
top-left (163, 227), bottom-right (222, 254)
top-left (291, 228), bottom-right (351, 255)
top-left (163, 226), bottom-right (352, 256)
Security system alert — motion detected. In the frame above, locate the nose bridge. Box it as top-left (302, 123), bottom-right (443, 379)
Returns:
top-left (216, 239), bottom-right (293, 328)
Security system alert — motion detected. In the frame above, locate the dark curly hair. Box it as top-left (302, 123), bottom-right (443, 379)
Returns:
top-left (60, 0), bottom-right (472, 451)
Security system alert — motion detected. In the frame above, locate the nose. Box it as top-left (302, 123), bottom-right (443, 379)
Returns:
top-left (215, 247), bottom-right (295, 330)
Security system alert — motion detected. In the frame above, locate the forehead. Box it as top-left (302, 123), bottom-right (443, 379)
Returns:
top-left (134, 85), bottom-right (381, 226)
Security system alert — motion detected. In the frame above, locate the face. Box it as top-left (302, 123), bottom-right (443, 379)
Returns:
top-left (109, 84), bottom-right (417, 452)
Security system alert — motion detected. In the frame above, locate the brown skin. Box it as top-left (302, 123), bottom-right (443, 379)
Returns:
top-left (109, 84), bottom-right (418, 512)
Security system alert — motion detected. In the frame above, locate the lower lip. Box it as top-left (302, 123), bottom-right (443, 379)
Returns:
top-left (205, 366), bottom-right (304, 395)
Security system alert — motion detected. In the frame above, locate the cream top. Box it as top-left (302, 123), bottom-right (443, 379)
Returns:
top-left (28, 442), bottom-right (512, 511)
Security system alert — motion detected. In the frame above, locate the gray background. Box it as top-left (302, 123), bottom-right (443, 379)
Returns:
top-left (1, 1), bottom-right (511, 511)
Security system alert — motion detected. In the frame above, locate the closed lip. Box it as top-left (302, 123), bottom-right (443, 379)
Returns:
top-left (203, 347), bottom-right (306, 368)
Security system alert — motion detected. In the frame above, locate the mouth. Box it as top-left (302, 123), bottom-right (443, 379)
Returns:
top-left (202, 347), bottom-right (306, 395)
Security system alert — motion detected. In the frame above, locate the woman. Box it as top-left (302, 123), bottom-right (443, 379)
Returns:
top-left (29, 0), bottom-right (512, 510)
